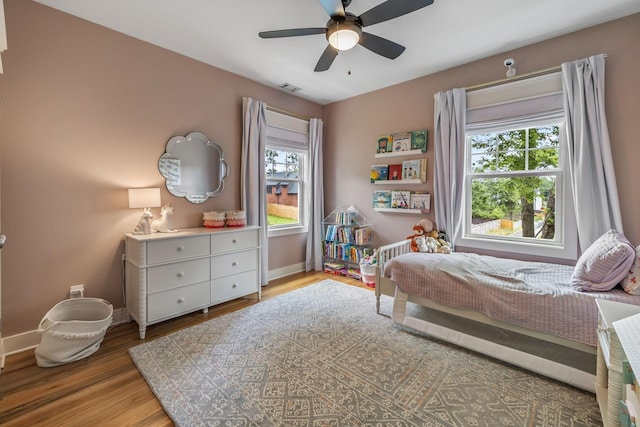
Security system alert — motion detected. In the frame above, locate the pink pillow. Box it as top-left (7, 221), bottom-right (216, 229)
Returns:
top-left (621, 245), bottom-right (640, 295)
top-left (572, 229), bottom-right (635, 292)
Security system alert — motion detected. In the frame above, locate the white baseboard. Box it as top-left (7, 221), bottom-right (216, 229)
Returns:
top-left (1, 307), bottom-right (130, 363)
top-left (1, 263), bottom-right (307, 362)
top-left (268, 262), bottom-right (306, 281)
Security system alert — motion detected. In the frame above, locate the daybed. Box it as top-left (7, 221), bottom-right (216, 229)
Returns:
top-left (374, 239), bottom-right (640, 392)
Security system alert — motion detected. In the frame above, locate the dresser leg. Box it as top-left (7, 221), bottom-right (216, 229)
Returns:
top-left (203, 307), bottom-right (208, 314)
top-left (139, 327), bottom-right (146, 340)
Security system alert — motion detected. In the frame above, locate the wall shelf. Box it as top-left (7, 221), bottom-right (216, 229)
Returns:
top-left (375, 149), bottom-right (424, 158)
top-left (374, 208), bottom-right (428, 214)
top-left (374, 179), bottom-right (424, 185)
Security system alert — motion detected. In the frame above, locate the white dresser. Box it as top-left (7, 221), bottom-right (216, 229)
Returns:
top-left (596, 299), bottom-right (640, 427)
top-left (125, 226), bottom-right (261, 339)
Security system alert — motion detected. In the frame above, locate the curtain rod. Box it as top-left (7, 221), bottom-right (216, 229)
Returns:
top-left (465, 54), bottom-right (608, 92)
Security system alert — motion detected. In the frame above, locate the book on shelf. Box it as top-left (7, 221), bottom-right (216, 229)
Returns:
top-left (410, 192), bottom-right (431, 211)
top-left (355, 227), bottom-right (371, 245)
top-left (371, 164), bottom-right (389, 182)
top-left (372, 190), bottom-right (392, 208)
top-left (334, 210), bottom-right (357, 225)
top-left (391, 190), bottom-right (411, 209)
top-left (376, 135), bottom-right (392, 153)
top-left (401, 159), bottom-right (421, 180)
top-left (388, 164), bottom-right (402, 180)
top-left (411, 129), bottom-right (428, 152)
top-left (391, 132), bottom-right (412, 152)
top-left (401, 158), bottom-right (427, 181)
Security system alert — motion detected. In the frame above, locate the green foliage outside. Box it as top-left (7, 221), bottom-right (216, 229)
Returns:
top-left (470, 125), bottom-right (559, 239)
top-left (268, 215), bottom-right (297, 226)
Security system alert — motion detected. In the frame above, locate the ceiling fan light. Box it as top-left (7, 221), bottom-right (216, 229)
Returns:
top-left (328, 28), bottom-right (359, 51)
top-left (326, 20), bottom-right (361, 51)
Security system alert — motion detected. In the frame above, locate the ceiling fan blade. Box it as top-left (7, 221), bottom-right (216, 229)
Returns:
top-left (314, 45), bottom-right (339, 72)
top-left (358, 0), bottom-right (434, 27)
top-left (259, 28), bottom-right (326, 39)
top-left (319, 0), bottom-right (345, 18)
top-left (358, 32), bottom-right (405, 59)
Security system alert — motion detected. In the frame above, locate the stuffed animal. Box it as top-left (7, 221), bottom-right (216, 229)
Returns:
top-left (406, 224), bottom-right (427, 252)
top-left (414, 235), bottom-right (429, 252)
top-left (406, 219), bottom-right (435, 252)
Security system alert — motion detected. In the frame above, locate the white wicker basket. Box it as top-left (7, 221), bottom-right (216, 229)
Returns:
top-left (35, 298), bottom-right (113, 367)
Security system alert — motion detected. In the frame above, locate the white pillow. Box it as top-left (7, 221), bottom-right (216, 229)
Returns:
top-left (621, 245), bottom-right (640, 295)
top-left (571, 229), bottom-right (635, 292)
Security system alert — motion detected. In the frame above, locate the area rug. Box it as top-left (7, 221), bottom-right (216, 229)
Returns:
top-left (129, 279), bottom-right (601, 426)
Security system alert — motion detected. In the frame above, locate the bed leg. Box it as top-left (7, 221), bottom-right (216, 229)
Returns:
top-left (376, 294), bottom-right (380, 314)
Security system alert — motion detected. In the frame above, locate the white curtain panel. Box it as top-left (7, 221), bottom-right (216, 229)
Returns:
top-left (433, 88), bottom-right (466, 245)
top-left (305, 118), bottom-right (324, 271)
top-left (1, 0), bottom-right (7, 74)
top-left (241, 97), bottom-right (268, 285)
top-left (562, 54), bottom-right (623, 251)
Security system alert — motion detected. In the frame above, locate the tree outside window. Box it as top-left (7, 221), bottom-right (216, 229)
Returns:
top-left (467, 125), bottom-right (560, 241)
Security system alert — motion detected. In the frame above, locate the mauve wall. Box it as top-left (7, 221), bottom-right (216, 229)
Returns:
top-left (324, 13), bottom-right (640, 263)
top-left (0, 0), bottom-right (322, 336)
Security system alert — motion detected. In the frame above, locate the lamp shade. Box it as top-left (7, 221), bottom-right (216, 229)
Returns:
top-left (327, 19), bottom-right (361, 51)
top-left (128, 188), bottom-right (161, 209)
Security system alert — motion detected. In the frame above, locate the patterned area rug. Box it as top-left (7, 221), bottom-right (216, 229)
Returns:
top-left (129, 280), bottom-right (601, 426)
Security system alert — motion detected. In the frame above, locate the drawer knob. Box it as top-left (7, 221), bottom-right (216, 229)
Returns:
top-left (232, 283), bottom-right (237, 288)
top-left (177, 297), bottom-right (185, 304)
top-left (177, 272), bottom-right (184, 278)
top-left (232, 261), bottom-right (238, 267)
top-left (232, 239), bottom-right (238, 244)
top-left (177, 246), bottom-right (184, 252)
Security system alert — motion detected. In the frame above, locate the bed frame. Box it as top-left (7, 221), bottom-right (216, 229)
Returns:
top-left (374, 240), bottom-right (596, 392)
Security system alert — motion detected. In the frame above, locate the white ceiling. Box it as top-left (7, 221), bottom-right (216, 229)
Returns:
top-left (34, 0), bottom-right (640, 105)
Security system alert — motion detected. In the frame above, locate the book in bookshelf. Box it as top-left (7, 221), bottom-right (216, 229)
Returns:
top-left (371, 164), bottom-right (389, 182)
top-left (411, 129), bottom-right (428, 152)
top-left (391, 132), bottom-right (412, 152)
top-left (388, 164), bottom-right (402, 180)
top-left (391, 190), bottom-right (411, 209)
top-left (401, 159), bottom-right (422, 180)
top-left (376, 135), bottom-right (392, 153)
top-left (372, 190), bottom-right (392, 208)
top-left (420, 158), bottom-right (427, 182)
top-left (410, 192), bottom-right (431, 211)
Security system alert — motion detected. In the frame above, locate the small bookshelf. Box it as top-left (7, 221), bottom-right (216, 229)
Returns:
top-left (322, 205), bottom-right (373, 278)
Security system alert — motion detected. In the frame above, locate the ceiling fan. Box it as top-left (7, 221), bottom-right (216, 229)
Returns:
top-left (258, 0), bottom-right (435, 72)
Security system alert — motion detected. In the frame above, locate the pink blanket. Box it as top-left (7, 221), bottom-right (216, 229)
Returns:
top-left (384, 252), bottom-right (640, 346)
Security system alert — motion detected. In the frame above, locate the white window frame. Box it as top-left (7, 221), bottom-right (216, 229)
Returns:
top-left (265, 110), bottom-right (310, 238)
top-left (456, 73), bottom-right (577, 260)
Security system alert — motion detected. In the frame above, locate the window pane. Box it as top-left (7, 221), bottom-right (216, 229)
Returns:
top-left (470, 125), bottom-right (559, 174)
top-left (470, 176), bottom-right (556, 240)
top-left (265, 148), bottom-right (301, 226)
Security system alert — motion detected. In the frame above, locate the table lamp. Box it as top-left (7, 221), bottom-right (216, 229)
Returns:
top-left (128, 188), bottom-right (161, 235)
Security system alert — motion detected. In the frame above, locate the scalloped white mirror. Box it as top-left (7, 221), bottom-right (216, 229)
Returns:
top-left (158, 131), bottom-right (228, 204)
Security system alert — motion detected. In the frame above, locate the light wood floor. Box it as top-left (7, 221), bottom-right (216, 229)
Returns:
top-left (0, 272), bottom-right (367, 426)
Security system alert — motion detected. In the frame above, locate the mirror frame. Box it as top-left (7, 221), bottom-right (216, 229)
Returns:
top-left (158, 131), bottom-right (228, 204)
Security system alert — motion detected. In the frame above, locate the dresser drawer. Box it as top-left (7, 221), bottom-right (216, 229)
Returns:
top-left (211, 249), bottom-right (258, 279)
top-left (147, 258), bottom-right (210, 293)
top-left (211, 229), bottom-right (258, 255)
top-left (148, 281), bottom-right (210, 322)
top-left (211, 270), bottom-right (258, 304)
top-left (147, 235), bottom-right (210, 264)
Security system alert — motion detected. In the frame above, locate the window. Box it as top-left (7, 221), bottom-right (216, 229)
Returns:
top-left (458, 73), bottom-right (577, 259)
top-left (265, 110), bottom-right (309, 237)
